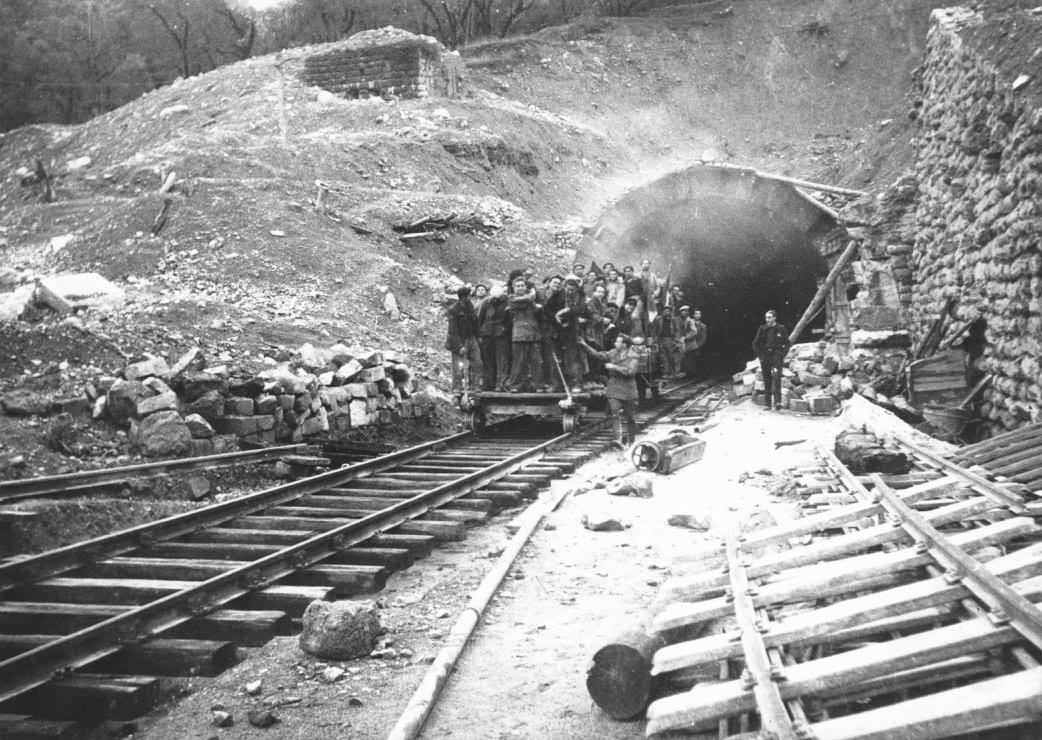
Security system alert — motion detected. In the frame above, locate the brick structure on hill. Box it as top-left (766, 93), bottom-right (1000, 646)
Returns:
top-left (302, 27), bottom-right (466, 100)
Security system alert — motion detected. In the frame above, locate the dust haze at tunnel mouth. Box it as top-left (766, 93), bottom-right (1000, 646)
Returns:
top-left (587, 166), bottom-right (834, 376)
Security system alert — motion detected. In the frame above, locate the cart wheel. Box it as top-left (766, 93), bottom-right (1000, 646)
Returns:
top-left (464, 409), bottom-right (486, 436)
top-left (562, 409), bottom-right (582, 433)
top-left (631, 441), bottom-right (661, 472)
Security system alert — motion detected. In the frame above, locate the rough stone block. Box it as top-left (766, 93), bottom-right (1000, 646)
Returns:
top-left (184, 413), bottom-right (215, 439)
top-left (124, 357), bottom-right (170, 381)
top-left (294, 392), bottom-right (313, 414)
top-left (216, 415), bottom-right (262, 436)
top-left (355, 366), bottom-right (385, 383)
top-left (278, 394), bottom-right (295, 411)
top-left (186, 390), bottom-right (225, 423)
top-left (808, 395), bottom-right (839, 415)
top-left (130, 410), bottom-right (192, 457)
top-left (224, 397), bottom-right (255, 416)
top-left (255, 395), bottom-right (278, 415)
top-left (135, 390), bottom-right (178, 418)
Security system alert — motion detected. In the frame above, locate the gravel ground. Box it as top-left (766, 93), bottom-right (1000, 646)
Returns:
top-left (132, 398), bottom-right (846, 739)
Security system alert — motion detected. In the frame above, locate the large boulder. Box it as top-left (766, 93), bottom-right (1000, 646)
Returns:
top-left (123, 357), bottom-right (170, 381)
top-left (130, 410), bottom-right (192, 457)
top-left (299, 599), bottom-right (381, 660)
top-left (835, 429), bottom-right (911, 474)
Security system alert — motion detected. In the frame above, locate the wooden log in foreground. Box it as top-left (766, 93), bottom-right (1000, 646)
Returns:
top-left (586, 627), bottom-right (667, 720)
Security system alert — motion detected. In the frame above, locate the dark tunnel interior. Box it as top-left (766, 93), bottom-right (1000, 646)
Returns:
top-left (623, 193), bottom-right (828, 375)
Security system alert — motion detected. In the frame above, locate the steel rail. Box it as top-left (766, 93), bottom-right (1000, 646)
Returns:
top-left (869, 475), bottom-right (1042, 653)
top-left (725, 533), bottom-right (799, 740)
top-left (0, 444), bottom-right (309, 504)
top-left (0, 425), bottom-right (585, 705)
top-left (889, 435), bottom-right (1027, 514)
top-left (0, 429), bottom-right (474, 587)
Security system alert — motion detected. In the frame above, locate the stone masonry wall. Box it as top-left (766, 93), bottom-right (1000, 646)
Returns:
top-left (302, 27), bottom-right (466, 100)
top-left (910, 6), bottom-right (1041, 432)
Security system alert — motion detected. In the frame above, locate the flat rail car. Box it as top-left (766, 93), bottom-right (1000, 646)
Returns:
top-left (459, 390), bottom-right (608, 433)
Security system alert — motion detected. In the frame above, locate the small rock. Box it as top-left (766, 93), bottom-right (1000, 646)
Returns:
top-left (245, 680), bottom-right (263, 695)
top-left (581, 512), bottom-right (629, 532)
top-left (667, 513), bottom-right (712, 531)
top-left (321, 666), bottom-right (345, 683)
top-left (247, 709), bottom-right (278, 729)
top-left (176, 474), bottom-right (211, 500)
top-left (212, 710), bottom-right (234, 728)
top-left (348, 697), bottom-right (364, 707)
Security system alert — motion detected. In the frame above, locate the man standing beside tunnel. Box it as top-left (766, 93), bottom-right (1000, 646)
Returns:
top-left (752, 309), bottom-right (790, 410)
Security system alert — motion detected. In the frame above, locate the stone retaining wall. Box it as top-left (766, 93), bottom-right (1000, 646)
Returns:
top-left (302, 27), bottom-right (466, 100)
top-left (911, 6), bottom-right (1042, 431)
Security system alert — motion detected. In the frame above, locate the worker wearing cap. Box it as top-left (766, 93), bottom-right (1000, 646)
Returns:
top-left (579, 333), bottom-right (639, 449)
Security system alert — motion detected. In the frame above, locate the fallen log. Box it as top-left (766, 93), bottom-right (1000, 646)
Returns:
top-left (587, 627), bottom-right (667, 720)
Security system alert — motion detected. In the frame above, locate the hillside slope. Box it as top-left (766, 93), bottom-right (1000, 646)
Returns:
top-left (0, 0), bottom-right (944, 390)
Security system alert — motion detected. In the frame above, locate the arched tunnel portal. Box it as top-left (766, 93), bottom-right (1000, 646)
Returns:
top-left (583, 164), bottom-right (847, 374)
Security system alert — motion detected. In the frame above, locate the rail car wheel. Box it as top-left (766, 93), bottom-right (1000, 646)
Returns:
top-left (562, 409), bottom-right (583, 433)
top-left (464, 409), bottom-right (487, 435)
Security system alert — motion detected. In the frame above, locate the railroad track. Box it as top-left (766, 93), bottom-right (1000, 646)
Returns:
top-left (0, 444), bottom-right (316, 509)
top-left (643, 427), bottom-right (1042, 739)
top-left (0, 382), bottom-right (709, 737)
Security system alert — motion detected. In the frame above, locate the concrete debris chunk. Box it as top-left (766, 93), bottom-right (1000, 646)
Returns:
top-left (606, 473), bottom-right (654, 498)
top-left (134, 390), bottom-right (178, 417)
top-left (299, 599), bottom-right (382, 660)
top-left (0, 284), bottom-right (36, 323)
top-left (36, 273), bottom-right (125, 314)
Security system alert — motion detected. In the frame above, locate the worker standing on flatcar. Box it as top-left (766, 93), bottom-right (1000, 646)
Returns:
top-left (446, 286), bottom-right (484, 394)
top-left (539, 275), bottom-right (565, 391)
top-left (506, 276), bottom-right (544, 392)
top-left (584, 284), bottom-right (612, 387)
top-left (477, 283), bottom-right (511, 391)
top-left (579, 333), bottom-right (639, 449)
top-left (555, 276), bottom-right (589, 393)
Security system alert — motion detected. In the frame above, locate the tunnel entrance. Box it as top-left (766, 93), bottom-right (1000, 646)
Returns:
top-left (585, 164), bottom-right (840, 375)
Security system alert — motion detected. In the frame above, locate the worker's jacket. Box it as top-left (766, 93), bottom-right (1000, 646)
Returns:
top-left (650, 315), bottom-right (676, 347)
top-left (477, 296), bottom-right (510, 339)
top-left (555, 291), bottom-right (588, 342)
top-left (752, 322), bottom-right (790, 358)
top-left (445, 299), bottom-right (479, 353)
top-left (585, 297), bottom-right (611, 347)
top-left (691, 320), bottom-right (708, 349)
top-left (507, 289), bottom-right (540, 343)
top-left (585, 346), bottom-right (639, 401)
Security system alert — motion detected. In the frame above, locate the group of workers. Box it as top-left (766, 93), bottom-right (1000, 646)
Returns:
top-left (444, 259), bottom-right (708, 447)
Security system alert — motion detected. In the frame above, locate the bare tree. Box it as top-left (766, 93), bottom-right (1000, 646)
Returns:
top-left (415, 0), bottom-right (475, 49)
top-left (498, 0), bottom-right (534, 37)
top-left (149, 3), bottom-right (194, 77)
top-left (215, 1), bottom-right (257, 60)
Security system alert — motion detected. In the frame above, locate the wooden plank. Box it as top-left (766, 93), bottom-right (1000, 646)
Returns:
top-left (652, 546), bottom-right (1042, 673)
top-left (811, 667), bottom-right (1042, 740)
top-left (647, 616), bottom-right (1020, 731)
top-left (659, 493), bottom-right (1004, 603)
top-left (664, 477), bottom-right (960, 578)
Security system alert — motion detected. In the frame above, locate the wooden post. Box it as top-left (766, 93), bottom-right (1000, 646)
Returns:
top-left (789, 239), bottom-right (859, 345)
top-left (587, 627), bottom-right (667, 720)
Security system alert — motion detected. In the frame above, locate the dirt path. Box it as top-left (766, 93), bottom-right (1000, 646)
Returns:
top-left (134, 400), bottom-right (842, 739)
top-left (418, 401), bottom-right (839, 739)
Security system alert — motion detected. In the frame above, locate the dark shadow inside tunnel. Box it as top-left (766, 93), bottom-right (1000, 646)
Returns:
top-left (616, 193), bottom-right (828, 376)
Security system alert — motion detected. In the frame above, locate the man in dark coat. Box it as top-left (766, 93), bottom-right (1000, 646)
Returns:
top-left (622, 265), bottom-right (645, 303)
top-left (554, 277), bottom-right (589, 393)
top-left (752, 309), bottom-right (791, 410)
top-left (446, 286), bottom-right (484, 393)
top-left (651, 304), bottom-right (677, 379)
top-left (477, 284), bottom-right (511, 391)
top-left (580, 333), bottom-right (639, 448)
top-left (506, 276), bottom-right (545, 391)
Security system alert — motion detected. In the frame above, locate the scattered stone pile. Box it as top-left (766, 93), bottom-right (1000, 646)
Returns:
top-left (94, 344), bottom-right (433, 457)
top-left (302, 27), bottom-right (466, 101)
top-left (733, 333), bottom-right (914, 414)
